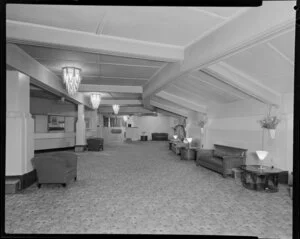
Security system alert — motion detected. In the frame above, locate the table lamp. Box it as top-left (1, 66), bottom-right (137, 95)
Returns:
top-left (256, 150), bottom-right (268, 170)
top-left (186, 138), bottom-right (192, 148)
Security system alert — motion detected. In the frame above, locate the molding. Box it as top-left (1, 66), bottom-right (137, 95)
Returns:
top-left (155, 108), bottom-right (187, 119)
top-left (169, 83), bottom-right (208, 103)
top-left (101, 99), bottom-right (142, 105)
top-left (150, 97), bottom-right (189, 117)
top-left (187, 7), bottom-right (229, 20)
top-left (189, 71), bottom-right (248, 100)
top-left (7, 20), bottom-right (183, 62)
top-left (266, 42), bottom-right (294, 66)
top-left (6, 169), bottom-right (37, 190)
top-left (156, 91), bottom-right (207, 113)
top-left (83, 76), bottom-right (149, 81)
top-left (39, 58), bottom-right (162, 69)
top-left (205, 62), bottom-right (281, 107)
top-left (184, 8), bottom-right (250, 48)
top-left (6, 44), bottom-right (90, 107)
top-left (142, 2), bottom-right (295, 101)
top-left (79, 84), bottom-right (143, 93)
top-left (98, 106), bottom-right (153, 114)
top-left (148, 63), bottom-right (169, 82)
top-left (143, 62), bottom-right (181, 99)
top-left (96, 12), bottom-right (107, 35)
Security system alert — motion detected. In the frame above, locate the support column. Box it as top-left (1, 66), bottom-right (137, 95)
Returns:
top-left (91, 109), bottom-right (98, 137)
top-left (75, 104), bottom-right (86, 152)
top-left (97, 113), bottom-right (103, 138)
top-left (6, 71), bottom-right (34, 180)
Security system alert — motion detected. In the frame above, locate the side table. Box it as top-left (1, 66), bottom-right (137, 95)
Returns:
top-left (240, 165), bottom-right (283, 192)
top-left (180, 148), bottom-right (196, 160)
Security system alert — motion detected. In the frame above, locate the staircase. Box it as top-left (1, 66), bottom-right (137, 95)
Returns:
top-left (5, 179), bottom-right (21, 194)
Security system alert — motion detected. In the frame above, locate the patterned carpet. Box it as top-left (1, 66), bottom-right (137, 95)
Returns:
top-left (5, 141), bottom-right (292, 237)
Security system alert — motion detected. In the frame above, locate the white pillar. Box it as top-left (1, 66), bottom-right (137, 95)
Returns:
top-left (6, 71), bottom-right (34, 176)
top-left (97, 113), bottom-right (103, 138)
top-left (75, 104), bottom-right (86, 151)
top-left (91, 110), bottom-right (98, 137)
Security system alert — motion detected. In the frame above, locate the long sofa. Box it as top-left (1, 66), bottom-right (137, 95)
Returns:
top-left (196, 144), bottom-right (247, 177)
top-left (152, 133), bottom-right (168, 141)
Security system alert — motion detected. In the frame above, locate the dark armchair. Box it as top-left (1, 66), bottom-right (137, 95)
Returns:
top-left (86, 137), bottom-right (104, 151)
top-left (32, 151), bottom-right (77, 188)
top-left (196, 144), bottom-right (247, 177)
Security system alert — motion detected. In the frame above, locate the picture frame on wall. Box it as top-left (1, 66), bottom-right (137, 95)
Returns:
top-left (48, 115), bottom-right (65, 132)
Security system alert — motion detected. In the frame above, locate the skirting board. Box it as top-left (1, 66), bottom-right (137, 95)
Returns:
top-left (6, 169), bottom-right (37, 190)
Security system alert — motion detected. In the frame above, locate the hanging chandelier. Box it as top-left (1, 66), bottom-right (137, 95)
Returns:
top-left (62, 67), bottom-right (82, 95)
top-left (112, 104), bottom-right (120, 115)
top-left (90, 93), bottom-right (101, 110)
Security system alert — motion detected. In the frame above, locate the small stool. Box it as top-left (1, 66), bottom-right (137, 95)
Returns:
top-left (232, 168), bottom-right (242, 185)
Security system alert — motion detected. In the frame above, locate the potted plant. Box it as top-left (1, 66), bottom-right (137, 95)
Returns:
top-left (258, 114), bottom-right (280, 139)
top-left (198, 116), bottom-right (208, 134)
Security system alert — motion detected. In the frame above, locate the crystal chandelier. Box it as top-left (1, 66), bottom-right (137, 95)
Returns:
top-left (90, 93), bottom-right (101, 110)
top-left (62, 67), bottom-right (82, 95)
top-left (112, 104), bottom-right (120, 115)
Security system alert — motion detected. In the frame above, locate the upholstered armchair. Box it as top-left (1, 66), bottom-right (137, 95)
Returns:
top-left (32, 151), bottom-right (77, 188)
top-left (196, 144), bottom-right (247, 177)
top-left (86, 137), bottom-right (104, 151)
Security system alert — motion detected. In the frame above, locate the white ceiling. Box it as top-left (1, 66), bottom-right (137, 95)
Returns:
top-left (6, 3), bottom-right (296, 116)
top-left (17, 44), bottom-right (166, 87)
top-left (7, 5), bottom-right (243, 47)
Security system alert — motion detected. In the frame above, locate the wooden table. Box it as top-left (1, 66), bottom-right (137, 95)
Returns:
top-left (240, 165), bottom-right (283, 192)
top-left (180, 148), bottom-right (197, 160)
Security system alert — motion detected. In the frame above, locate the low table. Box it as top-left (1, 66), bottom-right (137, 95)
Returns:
top-left (240, 165), bottom-right (283, 193)
top-left (180, 148), bottom-right (197, 160)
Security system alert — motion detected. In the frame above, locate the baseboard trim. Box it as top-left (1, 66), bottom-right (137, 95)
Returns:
top-left (35, 147), bottom-right (75, 154)
top-left (6, 169), bottom-right (37, 190)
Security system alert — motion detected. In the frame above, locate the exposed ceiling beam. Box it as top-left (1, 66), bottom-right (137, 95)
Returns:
top-left (100, 99), bottom-right (142, 105)
top-left (205, 61), bottom-right (281, 107)
top-left (98, 106), bottom-right (153, 114)
top-left (150, 96), bottom-right (189, 117)
top-left (156, 91), bottom-right (207, 113)
top-left (79, 84), bottom-right (143, 93)
top-left (142, 2), bottom-right (294, 100)
top-left (189, 71), bottom-right (249, 100)
top-left (6, 43), bottom-right (90, 107)
top-left (6, 20), bottom-right (183, 62)
top-left (155, 108), bottom-right (187, 119)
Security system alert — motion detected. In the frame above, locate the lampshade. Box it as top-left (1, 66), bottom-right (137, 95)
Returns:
top-left (123, 115), bottom-right (129, 122)
top-left (62, 67), bottom-right (81, 95)
top-left (112, 104), bottom-right (120, 115)
top-left (173, 135), bottom-right (178, 139)
top-left (256, 150), bottom-right (268, 161)
top-left (90, 93), bottom-right (101, 110)
top-left (186, 138), bottom-right (192, 143)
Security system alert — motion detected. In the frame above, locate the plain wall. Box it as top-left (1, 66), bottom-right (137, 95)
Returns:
top-left (206, 96), bottom-right (293, 172)
top-left (132, 113), bottom-right (173, 140)
top-left (30, 97), bottom-right (77, 150)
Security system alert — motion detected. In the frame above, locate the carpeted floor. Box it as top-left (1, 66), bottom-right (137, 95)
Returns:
top-left (5, 141), bottom-right (292, 237)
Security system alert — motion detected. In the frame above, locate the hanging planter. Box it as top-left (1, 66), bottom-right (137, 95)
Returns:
top-left (198, 115), bottom-right (208, 135)
top-left (258, 105), bottom-right (280, 139)
top-left (269, 129), bottom-right (276, 139)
